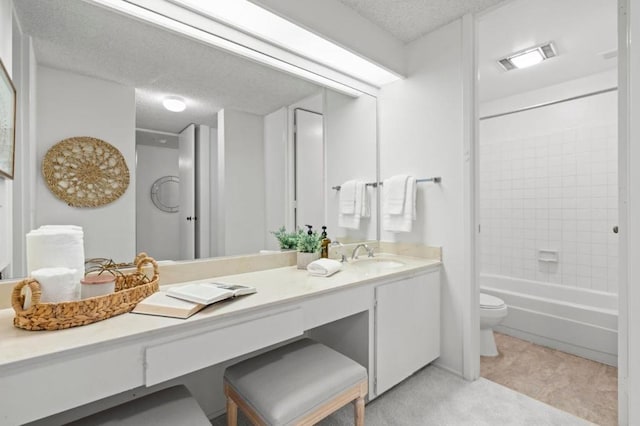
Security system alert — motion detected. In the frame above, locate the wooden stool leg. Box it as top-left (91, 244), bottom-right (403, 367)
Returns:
top-left (226, 396), bottom-right (238, 426)
top-left (224, 382), bottom-right (239, 426)
top-left (353, 397), bottom-right (364, 426)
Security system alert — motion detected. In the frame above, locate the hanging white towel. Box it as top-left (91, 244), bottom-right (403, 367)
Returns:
top-left (339, 180), bottom-right (357, 214)
top-left (26, 226), bottom-right (85, 294)
top-left (339, 180), bottom-right (368, 229)
top-left (382, 176), bottom-right (417, 232)
top-left (384, 175), bottom-right (409, 215)
top-left (361, 182), bottom-right (371, 219)
top-left (30, 267), bottom-right (78, 303)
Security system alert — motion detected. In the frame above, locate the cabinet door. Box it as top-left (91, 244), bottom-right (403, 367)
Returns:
top-left (375, 270), bottom-right (440, 395)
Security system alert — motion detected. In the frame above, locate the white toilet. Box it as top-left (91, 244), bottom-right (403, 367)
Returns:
top-left (480, 293), bottom-right (508, 356)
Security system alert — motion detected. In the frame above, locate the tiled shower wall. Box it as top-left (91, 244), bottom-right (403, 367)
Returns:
top-left (480, 92), bottom-right (618, 294)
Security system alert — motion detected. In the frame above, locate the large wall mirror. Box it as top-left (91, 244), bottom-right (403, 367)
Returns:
top-left (3, 0), bottom-right (378, 278)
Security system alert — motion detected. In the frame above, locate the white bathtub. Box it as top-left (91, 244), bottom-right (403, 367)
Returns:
top-left (480, 274), bottom-right (618, 366)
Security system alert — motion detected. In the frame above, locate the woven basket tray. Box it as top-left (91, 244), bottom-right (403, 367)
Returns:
top-left (11, 253), bottom-right (159, 331)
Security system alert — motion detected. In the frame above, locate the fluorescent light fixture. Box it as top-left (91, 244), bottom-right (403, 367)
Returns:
top-left (163, 96), bottom-right (186, 112)
top-left (510, 50), bottom-right (544, 69)
top-left (88, 0), bottom-right (364, 96)
top-left (169, 0), bottom-right (401, 87)
top-left (498, 42), bottom-right (557, 71)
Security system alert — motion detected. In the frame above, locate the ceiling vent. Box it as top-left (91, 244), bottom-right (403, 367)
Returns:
top-left (498, 42), bottom-right (557, 71)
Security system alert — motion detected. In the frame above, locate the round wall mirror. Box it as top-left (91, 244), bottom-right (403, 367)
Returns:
top-left (150, 175), bottom-right (179, 213)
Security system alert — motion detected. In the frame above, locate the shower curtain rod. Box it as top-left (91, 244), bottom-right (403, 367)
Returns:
top-left (479, 87), bottom-right (618, 121)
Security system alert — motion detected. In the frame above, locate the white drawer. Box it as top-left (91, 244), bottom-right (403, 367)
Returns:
top-left (145, 308), bottom-right (303, 386)
top-left (302, 286), bottom-right (372, 330)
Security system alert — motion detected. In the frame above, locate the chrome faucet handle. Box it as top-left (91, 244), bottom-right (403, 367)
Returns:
top-left (367, 246), bottom-right (375, 257)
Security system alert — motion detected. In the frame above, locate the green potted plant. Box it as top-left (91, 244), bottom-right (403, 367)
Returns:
top-left (271, 226), bottom-right (299, 250)
top-left (296, 226), bottom-right (322, 269)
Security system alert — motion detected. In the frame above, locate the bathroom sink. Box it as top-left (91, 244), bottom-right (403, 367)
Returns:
top-left (351, 258), bottom-right (405, 270)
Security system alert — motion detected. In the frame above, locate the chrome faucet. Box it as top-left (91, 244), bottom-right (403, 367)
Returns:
top-left (330, 240), bottom-right (347, 263)
top-left (351, 243), bottom-right (374, 260)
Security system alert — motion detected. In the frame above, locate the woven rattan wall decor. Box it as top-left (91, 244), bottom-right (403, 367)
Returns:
top-left (42, 136), bottom-right (130, 207)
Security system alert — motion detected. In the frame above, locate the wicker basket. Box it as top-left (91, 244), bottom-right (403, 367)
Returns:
top-left (11, 253), bottom-right (159, 331)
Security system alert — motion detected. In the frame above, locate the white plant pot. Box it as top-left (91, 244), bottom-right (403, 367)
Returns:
top-left (297, 251), bottom-right (320, 269)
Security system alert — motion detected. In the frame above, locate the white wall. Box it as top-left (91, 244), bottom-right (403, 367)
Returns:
top-left (263, 107), bottom-right (287, 249)
top-left (325, 91), bottom-right (378, 242)
top-left (36, 66), bottom-right (136, 262)
top-left (620, 0), bottom-right (638, 421)
top-left (480, 69), bottom-right (617, 118)
top-left (480, 73), bottom-right (618, 294)
top-left (0, 0), bottom-right (13, 277)
top-left (378, 20), bottom-right (467, 375)
top-left (10, 12), bottom-right (37, 279)
top-left (136, 144), bottom-right (179, 261)
top-left (217, 109), bottom-right (265, 256)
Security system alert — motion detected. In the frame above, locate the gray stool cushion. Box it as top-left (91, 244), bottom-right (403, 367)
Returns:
top-left (224, 338), bottom-right (367, 425)
top-left (68, 385), bottom-right (210, 426)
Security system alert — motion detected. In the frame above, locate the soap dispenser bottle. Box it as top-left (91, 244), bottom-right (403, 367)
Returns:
top-left (320, 226), bottom-right (331, 258)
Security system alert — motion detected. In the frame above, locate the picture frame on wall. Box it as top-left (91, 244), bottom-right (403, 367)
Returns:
top-left (0, 58), bottom-right (16, 180)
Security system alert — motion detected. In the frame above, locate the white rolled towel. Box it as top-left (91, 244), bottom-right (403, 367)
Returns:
top-left (38, 225), bottom-right (83, 232)
top-left (26, 226), bottom-right (85, 289)
top-left (30, 267), bottom-right (78, 303)
top-left (307, 258), bottom-right (342, 277)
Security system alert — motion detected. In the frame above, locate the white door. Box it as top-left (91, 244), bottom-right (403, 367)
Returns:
top-left (195, 125), bottom-right (211, 259)
top-left (179, 124), bottom-right (196, 260)
top-left (295, 109), bottom-right (324, 230)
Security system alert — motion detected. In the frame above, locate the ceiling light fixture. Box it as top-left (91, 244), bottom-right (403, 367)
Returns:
top-left (170, 0), bottom-right (401, 87)
top-left (162, 96), bottom-right (186, 112)
top-left (87, 0), bottom-right (365, 96)
top-left (498, 42), bottom-right (557, 71)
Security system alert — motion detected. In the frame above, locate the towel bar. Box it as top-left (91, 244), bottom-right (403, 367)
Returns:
top-left (332, 177), bottom-right (441, 190)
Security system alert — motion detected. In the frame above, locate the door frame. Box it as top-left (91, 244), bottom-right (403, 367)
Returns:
top-left (292, 107), bottom-right (324, 230)
top-left (469, 1), bottom-right (633, 422)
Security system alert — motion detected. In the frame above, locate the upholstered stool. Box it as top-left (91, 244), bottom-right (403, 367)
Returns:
top-left (68, 385), bottom-right (210, 426)
top-left (223, 338), bottom-right (368, 426)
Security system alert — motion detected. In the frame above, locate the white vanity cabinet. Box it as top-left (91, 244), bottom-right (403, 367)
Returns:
top-left (0, 257), bottom-right (442, 424)
top-left (374, 269), bottom-right (440, 395)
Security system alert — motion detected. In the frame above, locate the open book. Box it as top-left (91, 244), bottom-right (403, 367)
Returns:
top-left (131, 292), bottom-right (206, 319)
top-left (167, 282), bottom-right (257, 304)
top-left (131, 282), bottom-right (257, 319)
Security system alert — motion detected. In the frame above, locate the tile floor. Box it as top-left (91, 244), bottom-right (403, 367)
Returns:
top-left (212, 364), bottom-right (589, 425)
top-left (481, 332), bottom-right (617, 426)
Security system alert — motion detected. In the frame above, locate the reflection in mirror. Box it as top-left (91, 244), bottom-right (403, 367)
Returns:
top-left (150, 176), bottom-right (179, 214)
top-left (3, 0), bottom-right (378, 279)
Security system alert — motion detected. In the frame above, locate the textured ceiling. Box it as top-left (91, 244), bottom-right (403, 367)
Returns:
top-left (13, 0), bottom-right (321, 134)
top-left (336, 0), bottom-right (506, 43)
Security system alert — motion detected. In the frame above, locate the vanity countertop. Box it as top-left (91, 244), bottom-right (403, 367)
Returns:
top-left (0, 254), bottom-right (440, 370)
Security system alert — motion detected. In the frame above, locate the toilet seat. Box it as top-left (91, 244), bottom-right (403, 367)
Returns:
top-left (480, 293), bottom-right (505, 309)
